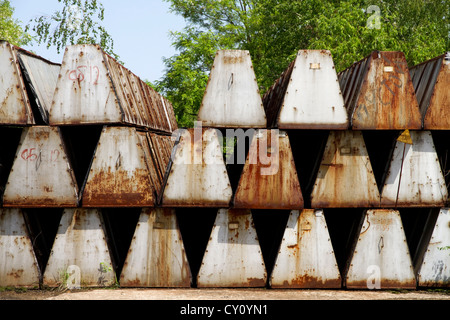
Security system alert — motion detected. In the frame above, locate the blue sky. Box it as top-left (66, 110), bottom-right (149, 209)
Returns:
top-left (12, 0), bottom-right (186, 82)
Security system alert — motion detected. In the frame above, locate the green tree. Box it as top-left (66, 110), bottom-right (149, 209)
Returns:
top-left (157, 0), bottom-right (449, 128)
top-left (26, 0), bottom-right (119, 60)
top-left (0, 0), bottom-right (31, 46)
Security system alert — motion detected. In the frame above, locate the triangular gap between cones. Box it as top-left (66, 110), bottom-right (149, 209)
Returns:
top-left (430, 130), bottom-right (450, 203)
top-left (0, 127), bottom-right (23, 205)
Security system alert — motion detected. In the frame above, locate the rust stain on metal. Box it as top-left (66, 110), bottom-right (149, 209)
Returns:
top-left (339, 51), bottom-right (422, 130)
top-left (234, 130), bottom-right (304, 209)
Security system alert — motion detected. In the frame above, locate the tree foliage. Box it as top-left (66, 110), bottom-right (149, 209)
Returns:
top-left (26, 0), bottom-right (119, 60)
top-left (0, 0), bottom-right (31, 46)
top-left (157, 0), bottom-right (449, 128)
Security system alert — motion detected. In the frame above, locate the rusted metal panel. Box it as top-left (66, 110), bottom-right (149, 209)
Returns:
top-left (120, 208), bottom-right (191, 287)
top-left (338, 51), bottom-right (422, 130)
top-left (344, 209), bottom-right (416, 289)
top-left (197, 209), bottom-right (267, 288)
top-left (380, 131), bottom-right (447, 207)
top-left (43, 208), bottom-right (116, 288)
top-left (82, 126), bottom-right (156, 207)
top-left (2, 126), bottom-right (79, 208)
top-left (0, 41), bottom-right (34, 125)
top-left (311, 130), bottom-right (380, 208)
top-left (161, 128), bottom-right (232, 207)
top-left (233, 130), bottom-right (304, 209)
top-left (415, 208), bottom-right (449, 287)
top-left (0, 208), bottom-right (41, 287)
top-left (410, 52), bottom-right (450, 129)
top-left (197, 50), bottom-right (267, 128)
top-left (49, 44), bottom-right (177, 133)
top-left (17, 50), bottom-right (61, 124)
top-left (270, 210), bottom-right (341, 288)
top-left (263, 50), bottom-right (348, 129)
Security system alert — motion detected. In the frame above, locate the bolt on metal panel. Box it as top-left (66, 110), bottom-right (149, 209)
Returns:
top-left (161, 128), bottom-right (232, 207)
top-left (344, 209), bottom-right (416, 289)
top-left (270, 209), bottom-right (341, 288)
top-left (0, 208), bottom-right (41, 287)
top-left (0, 41), bottom-right (35, 125)
top-left (311, 130), bottom-right (380, 208)
top-left (82, 126), bottom-right (157, 207)
top-left (381, 131), bottom-right (448, 207)
top-left (410, 52), bottom-right (450, 130)
top-left (120, 208), bottom-right (191, 287)
top-left (263, 50), bottom-right (348, 129)
top-left (233, 130), bottom-right (304, 209)
top-left (338, 51), bottom-right (422, 130)
top-left (49, 44), bottom-right (177, 133)
top-left (2, 126), bottom-right (79, 208)
top-left (197, 50), bottom-right (267, 128)
top-left (197, 209), bottom-right (267, 288)
top-left (43, 208), bottom-right (116, 288)
top-left (415, 208), bottom-right (449, 287)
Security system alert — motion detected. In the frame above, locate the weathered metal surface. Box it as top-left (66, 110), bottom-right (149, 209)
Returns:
top-left (311, 130), bottom-right (380, 208)
top-left (197, 50), bottom-right (267, 128)
top-left (49, 44), bottom-right (177, 133)
top-left (380, 131), bottom-right (448, 207)
top-left (410, 52), bottom-right (450, 129)
top-left (263, 50), bottom-right (348, 129)
top-left (415, 208), bottom-right (449, 287)
top-left (338, 51), bottom-right (422, 130)
top-left (270, 210), bottom-right (341, 288)
top-left (120, 208), bottom-right (191, 287)
top-left (0, 41), bottom-right (34, 125)
top-left (0, 208), bottom-right (41, 287)
top-left (161, 128), bottom-right (232, 207)
top-left (344, 209), bottom-right (416, 289)
top-left (82, 126), bottom-right (156, 207)
top-left (17, 50), bottom-right (61, 124)
top-left (2, 126), bottom-right (79, 208)
top-left (43, 208), bottom-right (116, 288)
top-left (197, 209), bottom-right (267, 288)
top-left (233, 130), bottom-right (304, 209)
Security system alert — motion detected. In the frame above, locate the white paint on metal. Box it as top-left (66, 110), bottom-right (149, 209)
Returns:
top-left (197, 50), bottom-right (267, 128)
top-left (277, 50), bottom-right (348, 129)
top-left (381, 131), bottom-right (448, 207)
top-left (270, 210), bottom-right (341, 288)
top-left (43, 208), bottom-right (116, 288)
top-left (0, 209), bottom-right (40, 287)
top-left (162, 128), bottom-right (232, 207)
top-left (197, 209), bottom-right (267, 287)
top-left (120, 208), bottom-right (191, 287)
top-left (3, 126), bottom-right (79, 207)
top-left (417, 208), bottom-right (449, 287)
top-left (345, 209), bottom-right (416, 289)
top-left (311, 130), bottom-right (380, 208)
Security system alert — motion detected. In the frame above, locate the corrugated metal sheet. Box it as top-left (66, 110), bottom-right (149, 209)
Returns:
top-left (410, 52), bottom-right (450, 129)
top-left (197, 209), bottom-right (267, 287)
top-left (49, 44), bottom-right (177, 133)
top-left (233, 130), bottom-right (304, 209)
top-left (0, 41), bottom-right (35, 125)
top-left (380, 131), bottom-right (448, 207)
top-left (263, 50), bottom-right (348, 129)
top-left (310, 130), bottom-right (380, 208)
top-left (119, 208), bottom-right (191, 287)
top-left (338, 51), bottom-right (422, 130)
top-left (0, 208), bottom-right (41, 287)
top-left (344, 209), bottom-right (416, 289)
top-left (415, 208), bottom-right (449, 287)
top-left (161, 128), bottom-right (232, 207)
top-left (2, 126), bottom-right (79, 208)
top-left (270, 209), bottom-right (341, 288)
top-left (197, 50), bottom-right (267, 128)
top-left (43, 208), bottom-right (116, 288)
top-left (81, 126), bottom-right (156, 207)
